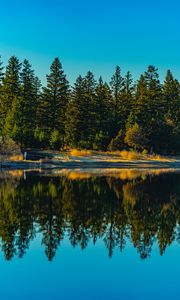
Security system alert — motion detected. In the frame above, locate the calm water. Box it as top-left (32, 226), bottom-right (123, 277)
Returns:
top-left (0, 169), bottom-right (180, 300)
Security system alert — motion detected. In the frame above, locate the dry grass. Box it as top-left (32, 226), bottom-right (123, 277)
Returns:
top-left (8, 170), bottom-right (24, 177)
top-left (67, 172), bottom-right (91, 180)
top-left (9, 154), bottom-right (23, 161)
top-left (106, 150), bottom-right (169, 161)
top-left (69, 149), bottom-right (93, 157)
top-left (119, 150), bottom-right (142, 160)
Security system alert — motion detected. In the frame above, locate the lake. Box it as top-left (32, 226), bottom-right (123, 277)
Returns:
top-left (0, 168), bottom-right (180, 300)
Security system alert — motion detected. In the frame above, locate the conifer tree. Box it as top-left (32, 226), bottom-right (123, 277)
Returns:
top-left (120, 71), bottom-right (134, 129)
top-left (163, 70), bottom-right (180, 120)
top-left (20, 59), bottom-right (40, 146)
top-left (110, 66), bottom-right (125, 134)
top-left (0, 56), bottom-right (21, 138)
top-left (37, 58), bottom-right (69, 148)
top-left (64, 75), bottom-right (86, 148)
top-left (93, 77), bottom-right (113, 148)
top-left (162, 70), bottom-right (180, 151)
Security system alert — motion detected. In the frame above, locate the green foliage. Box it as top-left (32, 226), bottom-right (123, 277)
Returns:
top-left (125, 123), bottom-right (148, 151)
top-left (0, 55), bottom-right (180, 153)
top-left (50, 129), bottom-right (62, 150)
top-left (0, 136), bottom-right (21, 156)
top-left (36, 58), bottom-right (69, 147)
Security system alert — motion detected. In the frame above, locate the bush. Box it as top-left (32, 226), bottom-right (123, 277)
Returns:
top-left (125, 123), bottom-right (148, 151)
top-left (0, 136), bottom-right (21, 159)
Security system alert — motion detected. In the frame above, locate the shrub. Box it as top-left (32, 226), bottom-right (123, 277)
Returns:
top-left (0, 136), bottom-right (21, 160)
top-left (125, 123), bottom-right (148, 151)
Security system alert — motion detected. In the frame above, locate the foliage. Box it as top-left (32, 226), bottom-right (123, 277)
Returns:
top-left (0, 136), bottom-right (21, 158)
top-left (0, 56), bottom-right (180, 153)
top-left (125, 123), bottom-right (148, 151)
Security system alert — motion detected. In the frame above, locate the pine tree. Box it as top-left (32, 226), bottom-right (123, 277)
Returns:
top-left (37, 58), bottom-right (69, 148)
top-left (110, 66), bottom-right (125, 134)
top-left (83, 71), bottom-right (97, 146)
top-left (64, 75), bottom-right (86, 148)
top-left (126, 75), bottom-right (148, 129)
top-left (20, 59), bottom-right (39, 146)
top-left (0, 56), bottom-right (22, 138)
top-left (94, 77), bottom-right (113, 148)
top-left (120, 71), bottom-right (134, 129)
top-left (162, 70), bottom-right (180, 152)
top-left (163, 70), bottom-right (180, 120)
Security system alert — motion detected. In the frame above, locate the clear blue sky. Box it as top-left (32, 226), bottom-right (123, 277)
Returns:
top-left (0, 0), bottom-right (180, 84)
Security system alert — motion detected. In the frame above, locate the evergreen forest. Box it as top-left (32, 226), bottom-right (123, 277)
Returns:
top-left (0, 55), bottom-right (180, 154)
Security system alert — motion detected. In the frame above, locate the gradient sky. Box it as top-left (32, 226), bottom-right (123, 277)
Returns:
top-left (0, 0), bottom-right (180, 84)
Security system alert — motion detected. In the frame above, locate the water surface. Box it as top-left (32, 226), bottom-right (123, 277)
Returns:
top-left (0, 169), bottom-right (180, 300)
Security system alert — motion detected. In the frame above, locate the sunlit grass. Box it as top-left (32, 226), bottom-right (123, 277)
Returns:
top-left (9, 154), bottom-right (23, 161)
top-left (69, 149), bottom-right (93, 157)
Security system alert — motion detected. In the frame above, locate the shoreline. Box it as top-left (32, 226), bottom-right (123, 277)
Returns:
top-left (1, 159), bottom-right (180, 171)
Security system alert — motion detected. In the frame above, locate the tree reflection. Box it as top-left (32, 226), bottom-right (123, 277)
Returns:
top-left (0, 170), bottom-right (180, 260)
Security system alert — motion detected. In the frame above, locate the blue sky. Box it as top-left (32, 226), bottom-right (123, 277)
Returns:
top-left (0, 0), bottom-right (180, 84)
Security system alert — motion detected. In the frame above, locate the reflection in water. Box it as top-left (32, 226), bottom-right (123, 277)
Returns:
top-left (0, 169), bottom-right (180, 261)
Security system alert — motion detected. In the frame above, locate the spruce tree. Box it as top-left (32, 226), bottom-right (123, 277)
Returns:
top-left (94, 77), bottom-right (113, 148)
top-left (110, 66), bottom-right (125, 134)
top-left (120, 71), bottom-right (134, 130)
top-left (163, 70), bottom-right (180, 151)
top-left (0, 56), bottom-right (22, 138)
top-left (64, 75), bottom-right (86, 148)
top-left (37, 58), bottom-right (69, 148)
top-left (20, 59), bottom-right (40, 146)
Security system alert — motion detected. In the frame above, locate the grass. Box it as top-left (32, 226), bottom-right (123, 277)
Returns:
top-left (67, 149), bottom-right (172, 162)
top-left (118, 150), bottom-right (142, 160)
top-left (9, 154), bottom-right (23, 161)
top-left (69, 149), bottom-right (93, 157)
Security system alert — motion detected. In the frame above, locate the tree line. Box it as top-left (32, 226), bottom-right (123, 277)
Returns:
top-left (0, 170), bottom-right (180, 261)
top-left (0, 55), bottom-right (180, 153)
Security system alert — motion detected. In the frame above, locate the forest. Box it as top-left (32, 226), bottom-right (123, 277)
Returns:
top-left (0, 55), bottom-right (180, 154)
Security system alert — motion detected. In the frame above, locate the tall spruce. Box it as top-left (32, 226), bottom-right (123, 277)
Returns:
top-left (120, 71), bottom-right (134, 129)
top-left (110, 66), bottom-right (125, 134)
top-left (65, 75), bottom-right (87, 148)
top-left (93, 77), bottom-right (113, 148)
top-left (0, 56), bottom-right (22, 139)
top-left (37, 58), bottom-right (69, 148)
top-left (20, 59), bottom-right (39, 146)
top-left (163, 70), bottom-right (180, 151)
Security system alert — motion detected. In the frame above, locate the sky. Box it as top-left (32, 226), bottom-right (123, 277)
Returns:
top-left (0, 0), bottom-right (180, 85)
